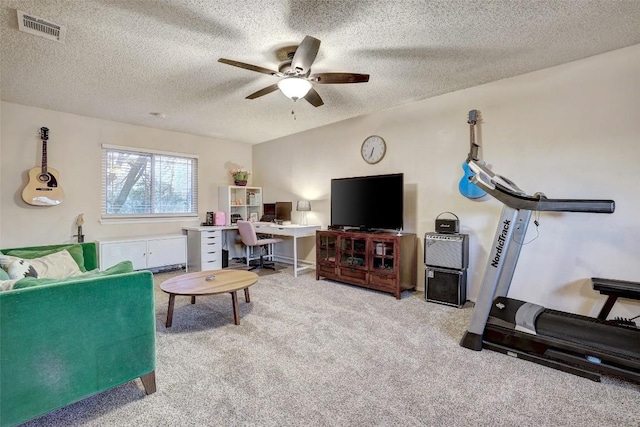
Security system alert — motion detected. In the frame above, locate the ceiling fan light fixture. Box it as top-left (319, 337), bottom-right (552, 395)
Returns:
top-left (277, 77), bottom-right (312, 100)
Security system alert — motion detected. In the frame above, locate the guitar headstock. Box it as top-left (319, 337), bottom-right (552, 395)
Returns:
top-left (40, 127), bottom-right (49, 141)
top-left (467, 110), bottom-right (479, 125)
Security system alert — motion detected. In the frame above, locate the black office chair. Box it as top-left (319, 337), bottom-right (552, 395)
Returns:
top-left (237, 221), bottom-right (283, 271)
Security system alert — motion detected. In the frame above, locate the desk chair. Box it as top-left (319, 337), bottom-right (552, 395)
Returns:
top-left (237, 221), bottom-right (284, 271)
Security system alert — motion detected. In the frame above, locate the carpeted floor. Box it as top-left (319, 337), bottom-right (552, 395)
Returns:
top-left (225, 258), bottom-right (287, 276)
top-left (21, 266), bottom-right (640, 426)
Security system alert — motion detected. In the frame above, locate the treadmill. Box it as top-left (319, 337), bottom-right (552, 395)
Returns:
top-left (459, 158), bottom-right (640, 383)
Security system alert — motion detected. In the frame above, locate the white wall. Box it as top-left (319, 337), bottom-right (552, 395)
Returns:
top-left (0, 103), bottom-right (252, 247)
top-left (253, 44), bottom-right (640, 319)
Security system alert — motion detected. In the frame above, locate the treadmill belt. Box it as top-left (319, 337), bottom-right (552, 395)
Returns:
top-left (536, 309), bottom-right (640, 360)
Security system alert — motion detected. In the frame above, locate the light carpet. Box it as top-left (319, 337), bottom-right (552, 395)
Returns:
top-left (21, 266), bottom-right (640, 426)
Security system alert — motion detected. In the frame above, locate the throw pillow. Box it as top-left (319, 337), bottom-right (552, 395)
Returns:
top-left (0, 267), bottom-right (9, 280)
top-left (2, 258), bottom-right (38, 279)
top-left (97, 260), bottom-right (134, 275)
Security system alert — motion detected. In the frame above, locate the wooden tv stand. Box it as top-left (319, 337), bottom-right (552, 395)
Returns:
top-left (316, 230), bottom-right (417, 299)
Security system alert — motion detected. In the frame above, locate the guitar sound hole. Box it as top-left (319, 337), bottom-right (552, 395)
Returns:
top-left (37, 173), bottom-right (51, 183)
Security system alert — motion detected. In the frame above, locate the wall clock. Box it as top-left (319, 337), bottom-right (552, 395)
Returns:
top-left (361, 135), bottom-right (386, 164)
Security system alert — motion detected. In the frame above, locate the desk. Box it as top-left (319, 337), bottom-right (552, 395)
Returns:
top-left (254, 224), bottom-right (320, 277)
top-left (183, 224), bottom-right (319, 277)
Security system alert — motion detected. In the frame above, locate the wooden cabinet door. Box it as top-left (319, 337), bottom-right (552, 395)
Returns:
top-left (317, 232), bottom-right (337, 265)
top-left (369, 236), bottom-right (398, 274)
top-left (338, 235), bottom-right (367, 269)
top-left (337, 234), bottom-right (368, 285)
top-left (316, 231), bottom-right (338, 279)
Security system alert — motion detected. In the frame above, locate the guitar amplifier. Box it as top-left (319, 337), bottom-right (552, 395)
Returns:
top-left (424, 232), bottom-right (469, 270)
top-left (425, 267), bottom-right (467, 308)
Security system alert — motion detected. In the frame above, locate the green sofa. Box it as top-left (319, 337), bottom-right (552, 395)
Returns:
top-left (0, 242), bottom-right (156, 427)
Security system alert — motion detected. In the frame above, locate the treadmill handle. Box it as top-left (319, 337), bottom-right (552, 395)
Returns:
top-left (536, 199), bottom-right (615, 213)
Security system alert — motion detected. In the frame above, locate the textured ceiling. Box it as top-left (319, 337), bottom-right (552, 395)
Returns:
top-left (2, 0), bottom-right (640, 144)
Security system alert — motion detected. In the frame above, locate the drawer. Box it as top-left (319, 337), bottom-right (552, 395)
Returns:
top-left (201, 231), bottom-right (220, 240)
top-left (201, 251), bottom-right (219, 263)
top-left (369, 273), bottom-right (397, 292)
top-left (201, 238), bottom-right (220, 250)
top-left (317, 264), bottom-right (337, 277)
top-left (202, 258), bottom-right (220, 268)
top-left (338, 267), bottom-right (367, 285)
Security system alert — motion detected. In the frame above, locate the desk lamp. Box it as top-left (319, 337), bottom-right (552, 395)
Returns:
top-left (296, 200), bottom-right (311, 225)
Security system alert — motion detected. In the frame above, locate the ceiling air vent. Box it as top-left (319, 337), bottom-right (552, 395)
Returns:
top-left (17, 10), bottom-right (66, 43)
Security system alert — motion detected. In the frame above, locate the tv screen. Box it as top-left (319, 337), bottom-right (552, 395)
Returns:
top-left (331, 173), bottom-right (403, 231)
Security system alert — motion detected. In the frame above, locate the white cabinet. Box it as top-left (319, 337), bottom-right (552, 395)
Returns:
top-left (183, 227), bottom-right (222, 271)
top-left (147, 237), bottom-right (187, 269)
top-left (218, 186), bottom-right (263, 225)
top-left (97, 235), bottom-right (186, 270)
top-left (99, 239), bottom-right (148, 270)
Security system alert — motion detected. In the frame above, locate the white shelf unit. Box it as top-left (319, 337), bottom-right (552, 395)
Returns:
top-left (97, 234), bottom-right (186, 271)
top-left (218, 185), bottom-right (263, 225)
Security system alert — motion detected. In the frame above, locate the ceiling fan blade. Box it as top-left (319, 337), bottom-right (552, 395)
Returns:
top-left (218, 58), bottom-right (278, 76)
top-left (246, 84), bottom-right (280, 99)
top-left (304, 88), bottom-right (324, 107)
top-left (311, 73), bottom-right (370, 84)
top-left (291, 36), bottom-right (320, 75)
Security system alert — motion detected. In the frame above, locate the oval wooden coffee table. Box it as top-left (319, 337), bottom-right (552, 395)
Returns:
top-left (160, 270), bottom-right (259, 326)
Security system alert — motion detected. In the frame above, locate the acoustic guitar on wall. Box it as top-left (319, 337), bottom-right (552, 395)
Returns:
top-left (22, 127), bottom-right (65, 206)
top-left (458, 109), bottom-right (487, 199)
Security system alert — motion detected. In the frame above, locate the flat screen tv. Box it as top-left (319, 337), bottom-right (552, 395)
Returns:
top-left (331, 173), bottom-right (403, 231)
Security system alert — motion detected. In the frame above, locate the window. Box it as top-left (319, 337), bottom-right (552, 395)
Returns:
top-left (102, 145), bottom-right (198, 219)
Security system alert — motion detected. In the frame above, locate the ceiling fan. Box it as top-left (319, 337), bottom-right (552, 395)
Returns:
top-left (218, 35), bottom-right (369, 107)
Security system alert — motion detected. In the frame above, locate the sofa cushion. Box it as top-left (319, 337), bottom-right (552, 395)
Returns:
top-left (2, 244), bottom-right (87, 272)
top-left (0, 250), bottom-right (82, 281)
